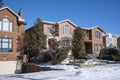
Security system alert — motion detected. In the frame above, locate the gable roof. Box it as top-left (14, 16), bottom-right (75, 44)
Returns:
top-left (42, 21), bottom-right (56, 24)
top-left (0, 6), bottom-right (26, 22)
top-left (42, 19), bottom-right (78, 27)
top-left (81, 26), bottom-right (104, 32)
top-left (58, 19), bottom-right (78, 27)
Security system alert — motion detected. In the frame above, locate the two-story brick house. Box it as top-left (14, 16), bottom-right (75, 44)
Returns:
top-left (26, 20), bottom-right (104, 58)
top-left (43, 19), bottom-right (77, 49)
top-left (0, 7), bottom-right (26, 74)
top-left (26, 19), bottom-right (77, 49)
top-left (82, 26), bottom-right (104, 57)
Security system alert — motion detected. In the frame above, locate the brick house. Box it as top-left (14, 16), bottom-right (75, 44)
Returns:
top-left (43, 19), bottom-right (77, 49)
top-left (26, 19), bottom-right (105, 58)
top-left (0, 6), bottom-right (26, 74)
top-left (26, 19), bottom-right (77, 49)
top-left (82, 26), bottom-right (104, 57)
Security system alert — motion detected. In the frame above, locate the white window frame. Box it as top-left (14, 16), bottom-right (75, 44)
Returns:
top-left (0, 18), bottom-right (13, 32)
top-left (63, 25), bottom-right (71, 35)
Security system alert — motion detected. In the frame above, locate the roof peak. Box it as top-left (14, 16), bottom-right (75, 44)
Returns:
top-left (0, 6), bottom-right (26, 23)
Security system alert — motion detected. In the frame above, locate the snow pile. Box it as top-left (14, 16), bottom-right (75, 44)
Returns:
top-left (40, 61), bottom-right (53, 66)
top-left (61, 58), bottom-right (70, 64)
top-left (84, 59), bottom-right (106, 65)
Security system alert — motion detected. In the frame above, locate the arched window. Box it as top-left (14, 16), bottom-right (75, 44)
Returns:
top-left (0, 18), bottom-right (13, 32)
top-left (95, 31), bottom-right (100, 38)
top-left (63, 24), bottom-right (71, 35)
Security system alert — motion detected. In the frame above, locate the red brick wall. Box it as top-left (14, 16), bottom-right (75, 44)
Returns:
top-left (91, 28), bottom-right (103, 57)
top-left (42, 21), bottom-right (75, 49)
top-left (58, 21), bottom-right (75, 39)
top-left (0, 8), bottom-right (25, 61)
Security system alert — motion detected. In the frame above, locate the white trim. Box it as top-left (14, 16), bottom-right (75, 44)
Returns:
top-left (0, 6), bottom-right (26, 22)
top-left (81, 26), bottom-right (104, 32)
top-left (42, 21), bottom-right (56, 24)
top-left (58, 19), bottom-right (78, 27)
top-left (42, 19), bottom-right (78, 27)
top-left (81, 26), bottom-right (100, 30)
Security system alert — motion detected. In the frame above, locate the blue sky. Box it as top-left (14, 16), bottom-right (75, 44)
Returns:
top-left (3, 0), bottom-right (120, 34)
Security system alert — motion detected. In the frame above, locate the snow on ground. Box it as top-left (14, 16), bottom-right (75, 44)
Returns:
top-left (0, 61), bottom-right (120, 80)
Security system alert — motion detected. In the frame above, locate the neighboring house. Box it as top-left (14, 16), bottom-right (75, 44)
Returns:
top-left (26, 20), bottom-right (105, 58)
top-left (117, 36), bottom-right (120, 49)
top-left (26, 19), bottom-right (77, 49)
top-left (82, 26), bottom-right (104, 57)
top-left (26, 19), bottom-right (76, 60)
top-left (0, 6), bottom-right (26, 74)
top-left (104, 33), bottom-right (117, 48)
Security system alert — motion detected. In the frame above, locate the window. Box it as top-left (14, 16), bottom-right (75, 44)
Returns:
top-left (95, 31), bottom-right (100, 38)
top-left (98, 44), bottom-right (102, 51)
top-left (0, 18), bottom-right (13, 32)
top-left (94, 43), bottom-right (102, 51)
top-left (47, 25), bottom-right (53, 34)
top-left (63, 25), bottom-right (71, 35)
top-left (84, 31), bottom-right (89, 39)
top-left (94, 44), bottom-right (98, 51)
top-left (0, 37), bottom-right (13, 52)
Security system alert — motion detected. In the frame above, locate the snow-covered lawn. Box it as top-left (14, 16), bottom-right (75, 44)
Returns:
top-left (0, 63), bottom-right (120, 80)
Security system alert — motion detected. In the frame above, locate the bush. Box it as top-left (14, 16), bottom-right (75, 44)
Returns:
top-left (54, 49), bottom-right (68, 64)
top-left (42, 50), bottom-right (53, 63)
top-left (99, 48), bottom-right (120, 61)
top-left (41, 49), bottom-right (68, 64)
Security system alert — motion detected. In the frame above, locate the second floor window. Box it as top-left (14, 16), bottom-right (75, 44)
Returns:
top-left (63, 25), bottom-right (71, 35)
top-left (95, 31), bottom-right (100, 39)
top-left (84, 31), bottom-right (89, 39)
top-left (47, 25), bottom-right (53, 34)
top-left (0, 18), bottom-right (13, 32)
top-left (0, 37), bottom-right (13, 52)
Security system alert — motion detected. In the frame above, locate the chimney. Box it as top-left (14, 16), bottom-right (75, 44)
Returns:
top-left (18, 9), bottom-right (22, 17)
